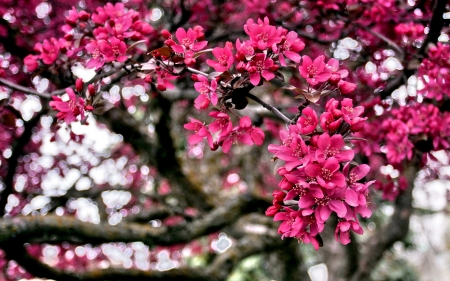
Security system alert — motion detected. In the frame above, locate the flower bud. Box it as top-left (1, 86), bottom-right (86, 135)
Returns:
top-left (193, 25), bottom-right (204, 40)
top-left (157, 84), bottom-right (166, 91)
top-left (161, 29), bottom-right (171, 39)
top-left (265, 206), bottom-right (279, 217)
top-left (79, 11), bottom-right (90, 21)
top-left (329, 73), bottom-right (341, 85)
top-left (269, 65), bottom-right (279, 72)
top-left (338, 81), bottom-right (356, 94)
top-left (164, 39), bottom-right (176, 47)
top-left (87, 84), bottom-right (96, 97)
top-left (75, 78), bottom-right (84, 92)
top-left (191, 74), bottom-right (199, 82)
top-left (272, 190), bottom-right (286, 202)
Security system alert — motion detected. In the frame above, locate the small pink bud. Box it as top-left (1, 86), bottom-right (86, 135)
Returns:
top-left (193, 25), bottom-right (204, 40)
top-left (164, 39), bottom-right (175, 47)
top-left (265, 206), bottom-right (279, 217)
top-left (161, 29), bottom-right (171, 39)
top-left (329, 73), bottom-right (341, 85)
top-left (79, 11), bottom-right (90, 21)
top-left (157, 84), bottom-right (166, 91)
top-left (272, 190), bottom-right (286, 202)
top-left (88, 84), bottom-right (96, 96)
top-left (191, 74), bottom-right (199, 82)
top-left (75, 78), bottom-right (83, 92)
top-left (269, 65), bottom-right (279, 72)
top-left (64, 33), bottom-right (74, 41)
top-left (339, 81), bottom-right (356, 94)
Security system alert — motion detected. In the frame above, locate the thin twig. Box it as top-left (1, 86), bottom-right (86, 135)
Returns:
top-left (245, 92), bottom-right (293, 124)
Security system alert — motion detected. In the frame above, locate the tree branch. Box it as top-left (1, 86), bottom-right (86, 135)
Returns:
top-left (0, 195), bottom-right (269, 246)
top-left (0, 242), bottom-right (212, 281)
top-left (0, 111), bottom-right (46, 216)
top-left (246, 92), bottom-right (293, 124)
top-left (349, 163), bottom-right (418, 280)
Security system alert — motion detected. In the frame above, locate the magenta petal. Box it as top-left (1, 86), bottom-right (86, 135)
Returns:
top-left (356, 205), bottom-right (372, 218)
top-left (329, 200), bottom-right (347, 217)
top-left (318, 206), bottom-right (332, 221)
top-left (339, 221), bottom-right (351, 232)
top-left (221, 139), bottom-right (232, 153)
top-left (305, 163), bottom-right (322, 177)
top-left (353, 164), bottom-right (370, 179)
top-left (274, 212), bottom-right (288, 221)
top-left (285, 51), bottom-right (301, 63)
top-left (192, 41), bottom-right (208, 51)
top-left (336, 150), bottom-right (354, 162)
top-left (331, 172), bottom-right (346, 187)
top-left (249, 72), bottom-right (261, 86)
top-left (175, 28), bottom-right (186, 43)
top-left (323, 158), bottom-right (340, 172)
top-left (239, 134), bottom-right (253, 145)
top-left (171, 45), bottom-right (185, 53)
top-left (345, 188), bottom-right (359, 207)
top-left (251, 129), bottom-right (265, 145)
top-left (299, 194), bottom-right (315, 208)
top-left (317, 133), bottom-right (330, 151)
top-left (188, 134), bottom-right (203, 145)
top-left (261, 70), bottom-right (275, 81)
top-left (339, 232), bottom-right (351, 245)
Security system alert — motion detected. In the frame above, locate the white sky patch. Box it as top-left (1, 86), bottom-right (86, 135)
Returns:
top-left (383, 57), bottom-right (403, 71)
top-left (308, 263), bottom-right (328, 281)
top-left (211, 233), bottom-right (232, 253)
top-left (20, 96), bottom-right (42, 121)
top-left (70, 198), bottom-right (100, 224)
top-left (71, 62), bottom-right (97, 82)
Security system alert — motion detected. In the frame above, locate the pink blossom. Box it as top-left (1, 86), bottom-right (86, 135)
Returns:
top-left (235, 39), bottom-right (254, 61)
top-left (299, 193), bottom-right (347, 221)
top-left (35, 38), bottom-right (60, 65)
top-left (218, 116), bottom-right (259, 153)
top-left (305, 157), bottom-right (346, 189)
top-left (274, 31), bottom-right (305, 66)
top-left (100, 37), bottom-right (128, 63)
top-left (193, 76), bottom-right (218, 109)
top-left (320, 112), bottom-right (342, 133)
top-left (85, 40), bottom-right (105, 69)
top-left (299, 55), bottom-right (331, 85)
top-left (244, 17), bottom-right (282, 50)
top-left (297, 107), bottom-right (318, 135)
top-left (248, 53), bottom-right (276, 86)
top-left (105, 17), bottom-right (134, 39)
top-left (338, 80), bottom-right (357, 94)
top-left (315, 133), bottom-right (354, 162)
top-left (24, 55), bottom-right (39, 72)
top-left (335, 220), bottom-right (363, 245)
top-left (183, 118), bottom-right (213, 148)
top-left (172, 28), bottom-right (208, 53)
top-left (206, 46), bottom-right (234, 72)
top-left (208, 111), bottom-right (233, 136)
top-left (49, 88), bottom-right (86, 124)
top-left (270, 136), bottom-right (310, 171)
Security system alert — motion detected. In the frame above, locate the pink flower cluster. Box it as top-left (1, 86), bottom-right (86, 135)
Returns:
top-left (184, 114), bottom-right (264, 153)
top-left (49, 85), bottom-right (94, 124)
top-left (418, 43), bottom-right (450, 101)
top-left (358, 102), bottom-right (450, 166)
top-left (174, 18), bottom-right (356, 153)
top-left (67, 2), bottom-right (153, 69)
top-left (266, 99), bottom-right (372, 249)
top-left (24, 37), bottom-right (70, 72)
top-left (394, 22), bottom-right (425, 43)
